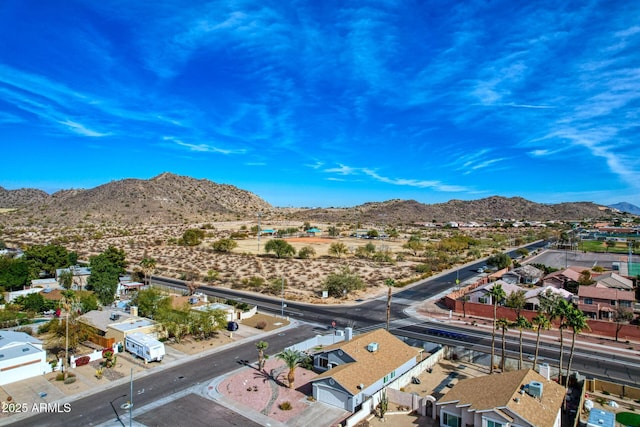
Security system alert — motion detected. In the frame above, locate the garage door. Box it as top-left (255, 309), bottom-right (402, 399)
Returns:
top-left (317, 386), bottom-right (349, 410)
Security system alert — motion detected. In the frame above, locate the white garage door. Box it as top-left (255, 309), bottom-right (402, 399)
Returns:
top-left (317, 386), bottom-right (350, 410)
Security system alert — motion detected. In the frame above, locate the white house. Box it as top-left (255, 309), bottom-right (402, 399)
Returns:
top-left (310, 328), bottom-right (423, 412)
top-left (0, 331), bottom-right (48, 386)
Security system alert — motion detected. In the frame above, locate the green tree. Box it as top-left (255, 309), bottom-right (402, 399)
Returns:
top-left (327, 226), bottom-right (339, 237)
top-left (367, 229), bottom-right (379, 239)
top-left (182, 228), bottom-right (205, 246)
top-left (24, 244), bottom-right (71, 277)
top-left (0, 256), bottom-right (30, 291)
top-left (328, 242), bottom-right (348, 258)
top-left (531, 312), bottom-right (550, 371)
top-left (496, 317), bottom-right (511, 371)
top-left (212, 239), bottom-right (238, 253)
top-left (605, 240), bottom-right (616, 252)
top-left (58, 270), bottom-right (74, 290)
top-left (87, 246), bottom-right (127, 306)
top-left (189, 308), bottom-right (226, 340)
top-left (297, 246), bottom-right (316, 259)
top-left (131, 287), bottom-right (172, 319)
top-left (486, 253), bottom-right (512, 270)
top-left (613, 306), bottom-right (634, 342)
top-left (488, 283), bottom-right (506, 374)
top-left (402, 240), bottom-right (424, 256)
top-left (565, 306), bottom-right (589, 386)
top-left (577, 270), bottom-right (594, 286)
top-left (264, 239), bottom-right (296, 258)
top-left (323, 267), bottom-right (364, 298)
top-left (78, 291), bottom-right (98, 313)
top-left (276, 349), bottom-right (306, 388)
top-left (139, 257), bottom-right (157, 286)
top-left (256, 340), bottom-right (269, 371)
top-left (513, 315), bottom-right (531, 370)
top-left (14, 292), bottom-right (47, 313)
top-left (552, 298), bottom-right (572, 384)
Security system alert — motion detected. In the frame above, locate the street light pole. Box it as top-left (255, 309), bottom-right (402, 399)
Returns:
top-left (130, 368), bottom-right (133, 427)
top-left (281, 277), bottom-right (285, 318)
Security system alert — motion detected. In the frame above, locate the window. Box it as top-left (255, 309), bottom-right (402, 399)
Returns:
top-left (318, 357), bottom-right (329, 369)
top-left (484, 419), bottom-right (505, 427)
top-left (610, 300), bottom-right (616, 306)
top-left (584, 298), bottom-right (593, 305)
top-left (620, 301), bottom-right (632, 308)
top-left (441, 412), bottom-right (461, 427)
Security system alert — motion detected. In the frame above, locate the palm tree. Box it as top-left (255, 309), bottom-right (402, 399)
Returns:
top-left (256, 341), bottom-right (269, 371)
top-left (276, 349), bottom-right (306, 388)
top-left (531, 312), bottom-right (550, 371)
top-left (514, 315), bottom-right (531, 370)
top-left (488, 283), bottom-right (506, 374)
top-left (552, 298), bottom-right (572, 384)
top-left (497, 318), bottom-right (511, 372)
top-left (566, 306), bottom-right (590, 387)
top-left (140, 257), bottom-right (157, 286)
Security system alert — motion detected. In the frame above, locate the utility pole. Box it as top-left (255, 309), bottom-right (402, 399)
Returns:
top-left (281, 277), bottom-right (285, 318)
top-left (257, 212), bottom-right (262, 254)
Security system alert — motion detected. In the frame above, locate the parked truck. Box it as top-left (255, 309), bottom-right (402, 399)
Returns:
top-left (124, 332), bottom-right (165, 363)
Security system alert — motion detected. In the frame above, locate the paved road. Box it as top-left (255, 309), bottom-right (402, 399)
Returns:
top-left (6, 324), bottom-right (317, 427)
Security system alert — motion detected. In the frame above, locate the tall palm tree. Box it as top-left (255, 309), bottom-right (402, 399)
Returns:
top-left (531, 312), bottom-right (550, 371)
top-left (276, 349), bottom-right (306, 388)
top-left (566, 306), bottom-right (590, 387)
top-left (140, 257), bottom-right (157, 286)
top-left (553, 298), bottom-right (572, 384)
top-left (496, 318), bottom-right (511, 372)
top-left (256, 340), bottom-right (269, 371)
top-left (488, 283), bottom-right (506, 374)
top-left (514, 315), bottom-right (531, 370)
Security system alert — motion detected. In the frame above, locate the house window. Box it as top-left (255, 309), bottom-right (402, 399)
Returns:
top-left (318, 357), bottom-right (329, 369)
top-left (484, 420), bottom-right (504, 427)
top-left (620, 301), bottom-right (632, 308)
top-left (441, 411), bottom-right (461, 427)
top-left (610, 300), bottom-right (616, 306)
top-left (479, 297), bottom-right (487, 304)
top-left (584, 298), bottom-right (593, 305)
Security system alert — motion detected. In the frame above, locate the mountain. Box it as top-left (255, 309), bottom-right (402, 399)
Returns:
top-left (297, 196), bottom-right (612, 223)
top-left (0, 173), bottom-right (272, 225)
top-left (0, 174), bottom-right (619, 225)
top-left (608, 202), bottom-right (640, 216)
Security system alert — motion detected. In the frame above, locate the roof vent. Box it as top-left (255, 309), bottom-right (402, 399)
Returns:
top-left (366, 342), bottom-right (379, 352)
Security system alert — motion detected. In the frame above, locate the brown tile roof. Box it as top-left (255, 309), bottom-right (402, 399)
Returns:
top-left (437, 369), bottom-right (565, 427)
top-left (311, 329), bottom-right (422, 395)
top-left (578, 286), bottom-right (635, 301)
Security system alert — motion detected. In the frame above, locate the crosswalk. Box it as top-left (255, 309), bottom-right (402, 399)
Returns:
top-left (356, 317), bottom-right (420, 334)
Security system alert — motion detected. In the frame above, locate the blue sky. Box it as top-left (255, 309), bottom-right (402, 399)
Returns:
top-left (1, 1), bottom-right (639, 208)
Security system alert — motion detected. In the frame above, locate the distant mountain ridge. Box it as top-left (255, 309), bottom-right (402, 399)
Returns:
top-left (0, 173), bottom-right (622, 225)
top-left (608, 202), bottom-right (640, 216)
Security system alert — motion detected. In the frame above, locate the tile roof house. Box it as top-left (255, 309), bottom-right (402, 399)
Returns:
top-left (465, 281), bottom-right (521, 305)
top-left (542, 268), bottom-right (582, 289)
top-left (592, 271), bottom-right (634, 290)
top-left (523, 286), bottom-right (573, 312)
top-left (577, 286), bottom-right (635, 320)
top-left (436, 369), bottom-right (565, 427)
top-left (310, 328), bottom-right (423, 412)
top-left (501, 265), bottom-right (545, 285)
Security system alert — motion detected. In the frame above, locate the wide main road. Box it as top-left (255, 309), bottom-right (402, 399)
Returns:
top-left (6, 324), bottom-right (319, 427)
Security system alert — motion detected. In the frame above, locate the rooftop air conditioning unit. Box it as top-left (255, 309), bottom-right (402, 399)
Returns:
top-left (528, 381), bottom-right (543, 398)
top-left (366, 342), bottom-right (379, 352)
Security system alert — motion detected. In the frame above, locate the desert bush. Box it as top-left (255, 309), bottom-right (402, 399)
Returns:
top-left (64, 376), bottom-right (76, 384)
top-left (279, 401), bottom-right (292, 411)
top-left (255, 321), bottom-right (267, 330)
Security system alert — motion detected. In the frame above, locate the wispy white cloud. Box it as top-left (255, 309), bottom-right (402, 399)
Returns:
top-left (169, 138), bottom-right (247, 155)
top-left (58, 120), bottom-right (109, 137)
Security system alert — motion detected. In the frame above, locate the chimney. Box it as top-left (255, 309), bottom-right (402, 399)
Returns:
top-left (345, 327), bottom-right (353, 341)
top-left (130, 306), bottom-right (138, 317)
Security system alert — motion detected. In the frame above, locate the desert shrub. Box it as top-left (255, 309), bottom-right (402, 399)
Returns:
top-left (64, 376), bottom-right (76, 384)
top-left (415, 264), bottom-right (431, 274)
top-left (255, 321), bottom-right (267, 330)
top-left (55, 373), bottom-right (65, 381)
top-left (279, 401), bottom-right (292, 411)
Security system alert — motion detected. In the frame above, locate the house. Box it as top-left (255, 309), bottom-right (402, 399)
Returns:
top-left (592, 271), bottom-right (634, 290)
top-left (501, 265), bottom-right (544, 285)
top-left (542, 269), bottom-right (582, 289)
top-left (523, 286), bottom-right (573, 312)
top-left (310, 328), bottom-right (423, 412)
top-left (0, 331), bottom-right (48, 386)
top-left (191, 302), bottom-right (235, 322)
top-left (435, 369), bottom-right (565, 427)
top-left (55, 266), bottom-right (91, 291)
top-left (306, 227), bottom-right (322, 236)
top-left (5, 287), bottom-right (44, 303)
top-left (78, 309), bottom-right (160, 344)
top-left (465, 281), bottom-right (521, 305)
top-left (586, 408), bottom-right (615, 427)
top-left (577, 286), bottom-right (635, 320)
